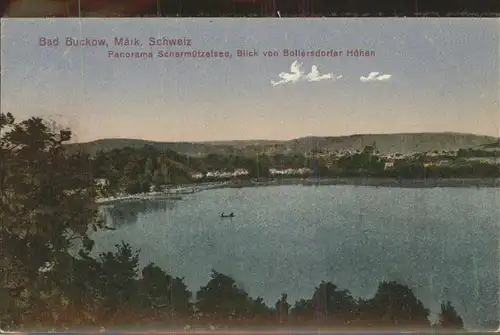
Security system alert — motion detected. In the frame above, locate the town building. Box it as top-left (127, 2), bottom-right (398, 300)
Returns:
top-left (384, 161), bottom-right (394, 170)
top-left (94, 178), bottom-right (109, 187)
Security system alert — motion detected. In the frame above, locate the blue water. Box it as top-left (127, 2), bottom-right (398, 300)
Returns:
top-left (91, 185), bottom-right (500, 330)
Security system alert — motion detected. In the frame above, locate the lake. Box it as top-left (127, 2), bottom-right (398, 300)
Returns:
top-left (90, 185), bottom-right (500, 330)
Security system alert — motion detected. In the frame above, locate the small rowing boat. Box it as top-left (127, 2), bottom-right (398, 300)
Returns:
top-left (220, 212), bottom-right (235, 218)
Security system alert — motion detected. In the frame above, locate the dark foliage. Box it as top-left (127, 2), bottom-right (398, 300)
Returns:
top-left (438, 300), bottom-right (464, 329)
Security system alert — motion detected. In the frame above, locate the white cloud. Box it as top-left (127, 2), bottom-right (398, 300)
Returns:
top-left (271, 61), bottom-right (341, 87)
top-left (360, 71), bottom-right (392, 83)
top-left (306, 65), bottom-right (342, 82)
top-left (271, 60), bottom-right (304, 87)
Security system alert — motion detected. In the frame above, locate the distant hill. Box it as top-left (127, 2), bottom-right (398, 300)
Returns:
top-left (286, 133), bottom-right (499, 154)
top-left (66, 132), bottom-right (499, 157)
top-left (66, 138), bottom-right (240, 156)
top-left (480, 140), bottom-right (500, 148)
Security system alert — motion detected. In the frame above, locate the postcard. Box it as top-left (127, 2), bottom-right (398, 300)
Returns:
top-left (0, 18), bottom-right (499, 332)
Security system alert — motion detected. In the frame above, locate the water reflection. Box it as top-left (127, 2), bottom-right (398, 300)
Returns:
top-left (99, 199), bottom-right (177, 227)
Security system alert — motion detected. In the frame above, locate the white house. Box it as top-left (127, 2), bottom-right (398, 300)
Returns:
top-left (269, 167), bottom-right (311, 176)
top-left (94, 178), bottom-right (109, 187)
top-left (204, 169), bottom-right (249, 178)
top-left (467, 157), bottom-right (500, 165)
top-left (234, 168), bottom-right (249, 176)
top-left (384, 161), bottom-right (394, 170)
top-left (191, 172), bottom-right (204, 179)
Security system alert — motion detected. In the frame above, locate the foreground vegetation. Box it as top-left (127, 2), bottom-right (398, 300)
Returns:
top-left (0, 113), bottom-right (479, 330)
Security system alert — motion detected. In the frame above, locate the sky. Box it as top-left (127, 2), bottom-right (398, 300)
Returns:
top-left (1, 18), bottom-right (499, 143)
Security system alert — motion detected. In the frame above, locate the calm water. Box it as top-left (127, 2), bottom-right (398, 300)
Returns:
top-left (90, 185), bottom-right (500, 330)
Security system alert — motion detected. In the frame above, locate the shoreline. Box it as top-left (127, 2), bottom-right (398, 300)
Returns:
top-left (257, 177), bottom-right (500, 188)
top-left (95, 182), bottom-right (231, 204)
top-left (95, 178), bottom-right (499, 204)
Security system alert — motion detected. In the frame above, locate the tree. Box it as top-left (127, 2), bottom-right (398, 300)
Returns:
top-left (195, 270), bottom-right (253, 320)
top-left (139, 263), bottom-right (192, 317)
top-left (438, 301), bottom-right (464, 329)
top-left (311, 281), bottom-right (357, 322)
top-left (247, 154), bottom-right (270, 178)
top-left (291, 299), bottom-right (315, 322)
top-left (249, 296), bottom-right (274, 319)
top-left (152, 170), bottom-right (165, 191)
top-left (290, 282), bottom-right (357, 325)
top-left (366, 281), bottom-right (430, 328)
top-left (275, 293), bottom-right (290, 323)
top-left (0, 113), bottom-right (99, 328)
top-left (97, 242), bottom-right (140, 312)
top-left (363, 145), bottom-right (375, 155)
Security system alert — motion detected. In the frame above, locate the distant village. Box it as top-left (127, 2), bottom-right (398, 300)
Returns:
top-left (90, 143), bottom-right (500, 198)
top-left (188, 145), bottom-right (500, 180)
